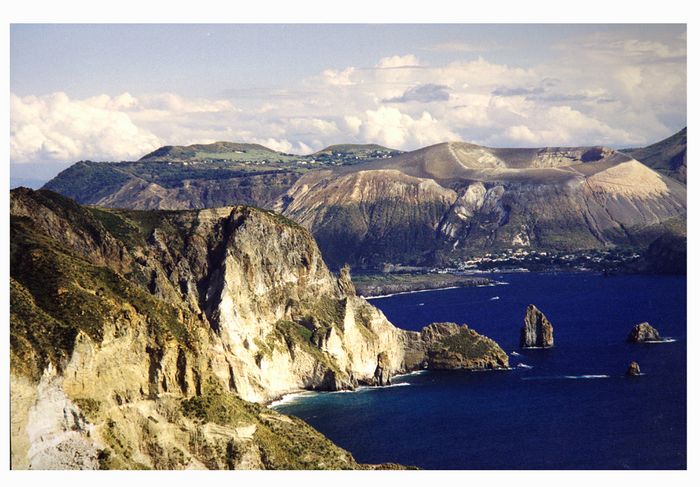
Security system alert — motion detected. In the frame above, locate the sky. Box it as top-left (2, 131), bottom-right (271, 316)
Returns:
top-left (10, 24), bottom-right (687, 173)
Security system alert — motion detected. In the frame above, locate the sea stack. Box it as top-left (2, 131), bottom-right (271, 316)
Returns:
top-left (373, 351), bottom-right (392, 386)
top-left (520, 304), bottom-right (554, 348)
top-left (627, 322), bottom-right (661, 343)
top-left (626, 361), bottom-right (642, 376)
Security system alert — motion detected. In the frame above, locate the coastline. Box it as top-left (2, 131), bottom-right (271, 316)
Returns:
top-left (362, 285), bottom-right (461, 300)
top-left (267, 370), bottom-right (431, 409)
top-left (353, 273), bottom-right (494, 298)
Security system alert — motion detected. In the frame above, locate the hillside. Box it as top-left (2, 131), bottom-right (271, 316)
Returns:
top-left (10, 188), bottom-right (507, 469)
top-left (278, 142), bottom-right (686, 267)
top-left (42, 142), bottom-right (401, 209)
top-left (41, 133), bottom-right (687, 269)
top-left (621, 127), bottom-right (687, 183)
top-left (310, 144), bottom-right (402, 165)
top-left (140, 142), bottom-right (299, 163)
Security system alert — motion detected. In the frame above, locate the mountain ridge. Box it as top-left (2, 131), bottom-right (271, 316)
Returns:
top-left (41, 131), bottom-right (687, 268)
top-left (621, 127), bottom-right (686, 183)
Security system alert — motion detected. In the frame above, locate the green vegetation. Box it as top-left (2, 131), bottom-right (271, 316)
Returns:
top-left (10, 200), bottom-right (196, 379)
top-left (86, 207), bottom-right (144, 247)
top-left (182, 380), bottom-right (259, 426)
top-left (256, 320), bottom-right (341, 373)
top-left (181, 380), bottom-right (360, 469)
top-left (99, 419), bottom-right (151, 469)
top-left (73, 397), bottom-right (102, 417)
top-left (303, 296), bottom-right (346, 328)
top-left (258, 207), bottom-right (303, 229)
top-left (254, 414), bottom-right (355, 470)
top-left (42, 161), bottom-right (131, 203)
top-left (437, 329), bottom-right (495, 360)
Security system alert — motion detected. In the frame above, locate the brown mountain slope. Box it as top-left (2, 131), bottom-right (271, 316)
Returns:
top-left (41, 135), bottom-right (687, 269)
top-left (277, 143), bottom-right (686, 267)
top-left (621, 127), bottom-right (687, 184)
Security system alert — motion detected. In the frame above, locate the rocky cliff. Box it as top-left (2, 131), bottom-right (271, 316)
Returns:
top-left (10, 188), bottom-right (506, 469)
top-left (520, 305), bottom-right (554, 348)
top-left (626, 361), bottom-right (642, 377)
top-left (411, 323), bottom-right (509, 370)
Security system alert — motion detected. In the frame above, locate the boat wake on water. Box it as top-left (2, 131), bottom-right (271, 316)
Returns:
top-left (522, 374), bottom-right (610, 381)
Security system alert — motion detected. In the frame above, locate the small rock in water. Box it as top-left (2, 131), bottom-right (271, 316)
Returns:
top-left (627, 322), bottom-right (661, 343)
top-left (520, 304), bottom-right (554, 348)
top-left (626, 361), bottom-right (642, 377)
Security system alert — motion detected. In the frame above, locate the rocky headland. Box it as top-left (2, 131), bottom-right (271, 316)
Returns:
top-left (10, 188), bottom-right (508, 470)
top-left (408, 323), bottom-right (509, 370)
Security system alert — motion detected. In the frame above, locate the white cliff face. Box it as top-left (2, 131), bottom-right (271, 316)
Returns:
top-left (21, 364), bottom-right (103, 470)
top-left (189, 208), bottom-right (409, 402)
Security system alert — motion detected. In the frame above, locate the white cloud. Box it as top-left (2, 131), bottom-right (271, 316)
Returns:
top-left (10, 33), bottom-right (686, 166)
top-left (376, 54), bottom-right (421, 69)
top-left (505, 125), bottom-right (538, 144)
top-left (11, 92), bottom-right (162, 163)
top-left (321, 67), bottom-right (356, 86)
top-left (343, 115), bottom-right (362, 135)
top-left (357, 106), bottom-right (458, 148)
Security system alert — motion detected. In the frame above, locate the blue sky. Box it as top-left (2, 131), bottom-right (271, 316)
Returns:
top-left (10, 24), bottom-right (687, 171)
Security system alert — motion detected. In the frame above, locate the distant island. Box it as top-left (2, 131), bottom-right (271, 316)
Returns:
top-left (42, 129), bottom-right (686, 273)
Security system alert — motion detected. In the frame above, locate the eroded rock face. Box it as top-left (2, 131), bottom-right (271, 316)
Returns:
top-left (520, 305), bottom-right (554, 348)
top-left (626, 361), bottom-right (642, 376)
top-left (9, 188), bottom-right (511, 470)
top-left (627, 322), bottom-right (661, 343)
top-left (9, 189), bottom-right (407, 469)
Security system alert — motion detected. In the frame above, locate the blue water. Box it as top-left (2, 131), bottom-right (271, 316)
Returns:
top-left (274, 273), bottom-right (686, 469)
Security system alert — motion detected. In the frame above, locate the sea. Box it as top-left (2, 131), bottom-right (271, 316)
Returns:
top-left (272, 272), bottom-right (687, 469)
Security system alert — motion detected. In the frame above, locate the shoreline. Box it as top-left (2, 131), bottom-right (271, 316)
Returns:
top-left (266, 367), bottom-right (523, 409)
top-left (362, 279), bottom-right (510, 300)
top-left (266, 369), bottom-right (431, 409)
top-left (355, 268), bottom-right (619, 300)
top-left (362, 285), bottom-right (461, 300)
top-left (353, 274), bottom-right (495, 298)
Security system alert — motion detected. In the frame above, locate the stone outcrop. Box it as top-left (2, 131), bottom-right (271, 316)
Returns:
top-left (10, 188), bottom-right (509, 470)
top-left (627, 322), bottom-right (662, 343)
top-left (373, 352), bottom-right (391, 386)
top-left (520, 305), bottom-right (554, 348)
top-left (403, 323), bottom-right (509, 370)
top-left (626, 361), bottom-right (642, 376)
